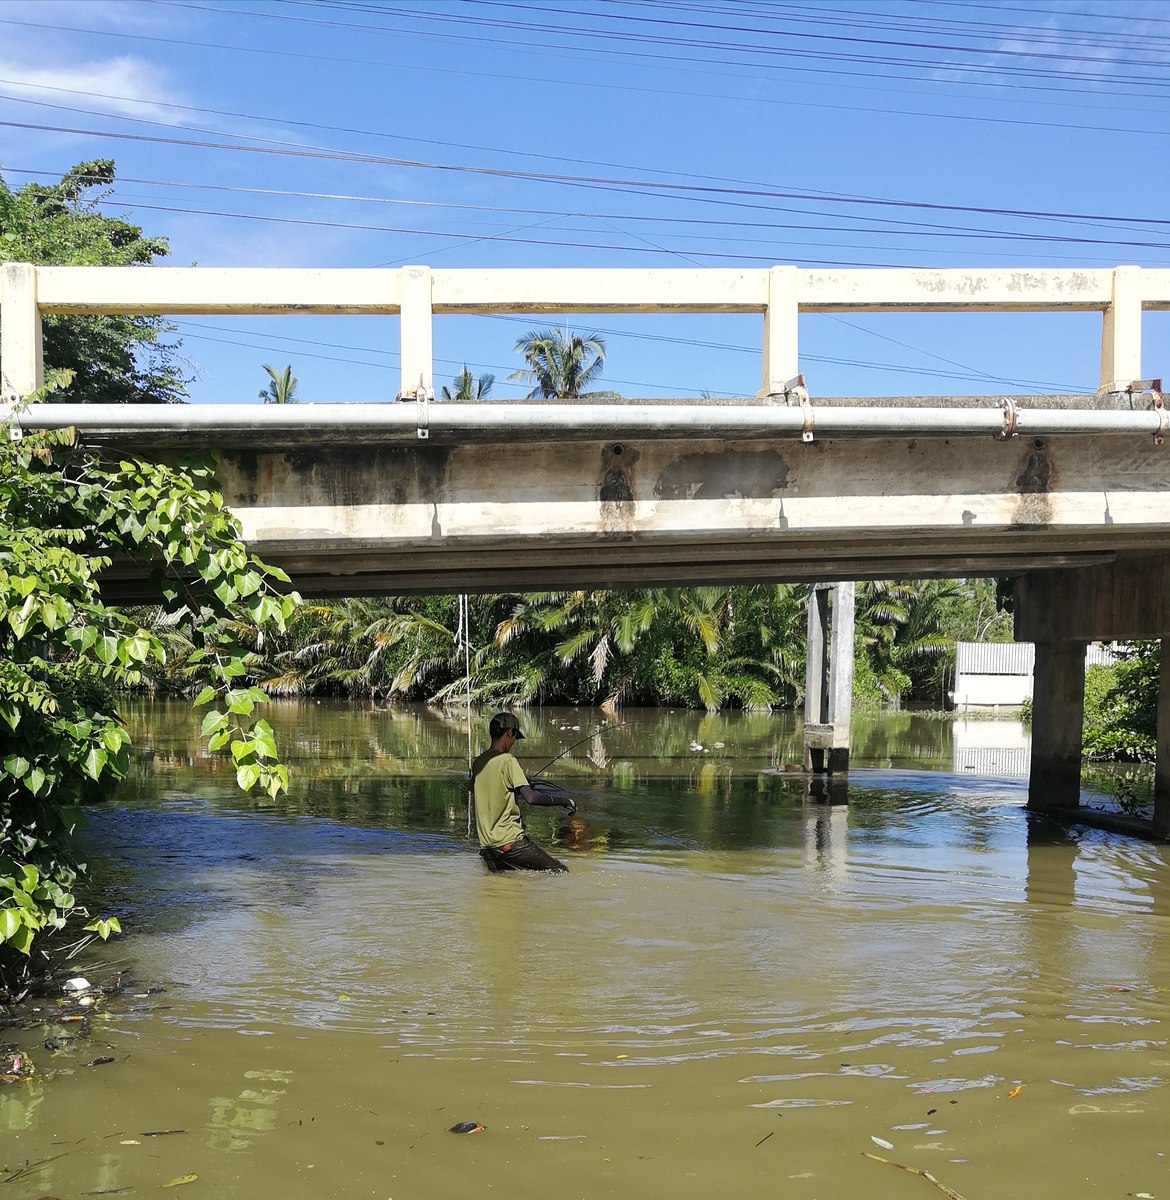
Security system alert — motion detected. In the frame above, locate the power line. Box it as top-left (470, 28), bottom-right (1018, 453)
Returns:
top-left (5, 115), bottom-right (1169, 231)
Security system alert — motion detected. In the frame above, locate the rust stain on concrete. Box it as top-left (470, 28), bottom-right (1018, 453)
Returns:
top-left (1012, 438), bottom-right (1055, 525)
top-left (598, 443), bottom-right (637, 537)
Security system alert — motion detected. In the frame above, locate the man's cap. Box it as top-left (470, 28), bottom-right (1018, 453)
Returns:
top-left (490, 711), bottom-right (524, 739)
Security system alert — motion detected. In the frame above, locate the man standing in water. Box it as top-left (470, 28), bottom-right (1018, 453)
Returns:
top-left (472, 712), bottom-right (576, 873)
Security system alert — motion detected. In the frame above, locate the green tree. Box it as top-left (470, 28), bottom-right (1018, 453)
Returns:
top-left (855, 579), bottom-right (964, 706)
top-left (258, 364), bottom-right (299, 404)
top-left (441, 365), bottom-right (494, 401)
top-left (1083, 641), bottom-right (1158, 761)
top-left (0, 160), bottom-right (187, 404)
top-left (508, 328), bottom-right (610, 399)
top-left (0, 383), bottom-right (299, 997)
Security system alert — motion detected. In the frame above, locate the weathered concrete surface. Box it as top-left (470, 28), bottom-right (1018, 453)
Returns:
top-left (1027, 641), bottom-right (1087, 813)
top-left (1015, 555), bottom-right (1170, 641)
top-left (87, 429), bottom-right (1170, 597)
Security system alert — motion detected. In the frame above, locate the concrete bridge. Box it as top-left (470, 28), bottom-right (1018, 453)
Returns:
top-left (2, 262), bottom-right (1170, 831)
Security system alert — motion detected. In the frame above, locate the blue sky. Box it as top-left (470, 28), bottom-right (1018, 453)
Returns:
top-left (1, 0), bottom-right (1168, 403)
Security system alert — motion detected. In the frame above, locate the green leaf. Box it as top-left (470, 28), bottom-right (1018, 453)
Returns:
top-left (3, 754), bottom-right (30, 779)
top-left (0, 907), bottom-right (21, 941)
top-left (84, 916), bottom-right (122, 940)
top-left (24, 766), bottom-right (46, 796)
top-left (193, 685), bottom-right (216, 707)
top-left (213, 579), bottom-right (238, 605)
top-left (82, 746), bottom-right (108, 781)
top-left (8, 922), bottom-right (34, 955)
top-left (236, 763), bottom-right (262, 791)
top-left (225, 689), bottom-right (255, 717)
top-left (200, 709), bottom-right (228, 737)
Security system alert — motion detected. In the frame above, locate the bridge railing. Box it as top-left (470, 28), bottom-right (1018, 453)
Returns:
top-left (2, 262), bottom-right (1168, 403)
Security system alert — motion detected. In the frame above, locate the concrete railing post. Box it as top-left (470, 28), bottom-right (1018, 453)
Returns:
top-left (1028, 640), bottom-right (1087, 812)
top-left (760, 265), bottom-right (798, 398)
top-left (397, 265), bottom-right (433, 401)
top-left (1, 262), bottom-right (43, 401)
top-left (1099, 265), bottom-right (1142, 395)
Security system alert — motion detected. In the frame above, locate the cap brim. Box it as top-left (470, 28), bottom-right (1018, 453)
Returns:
top-left (513, 729), bottom-right (525, 739)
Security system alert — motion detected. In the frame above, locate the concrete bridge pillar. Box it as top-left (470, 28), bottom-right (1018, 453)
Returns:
top-left (1017, 556), bottom-right (1170, 831)
top-left (803, 582), bottom-right (855, 776)
top-left (1027, 640), bottom-right (1087, 813)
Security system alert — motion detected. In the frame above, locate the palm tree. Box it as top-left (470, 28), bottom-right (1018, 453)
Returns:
top-left (258, 364), bottom-right (299, 404)
top-left (508, 328), bottom-right (609, 399)
top-left (441, 365), bottom-right (494, 401)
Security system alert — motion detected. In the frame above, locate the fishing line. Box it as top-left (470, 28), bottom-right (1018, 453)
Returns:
top-left (529, 721), bottom-right (639, 781)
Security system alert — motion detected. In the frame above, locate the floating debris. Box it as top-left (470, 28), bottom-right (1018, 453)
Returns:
top-left (864, 1152), bottom-right (968, 1200)
top-left (162, 1174), bottom-right (198, 1188)
top-left (63, 977), bottom-right (91, 994)
top-left (1, 1048), bottom-right (34, 1081)
top-left (448, 1121), bottom-right (486, 1134)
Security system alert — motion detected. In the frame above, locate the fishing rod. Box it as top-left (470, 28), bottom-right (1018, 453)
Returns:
top-left (529, 721), bottom-right (638, 781)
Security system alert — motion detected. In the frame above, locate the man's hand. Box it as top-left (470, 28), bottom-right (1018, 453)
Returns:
top-left (562, 797), bottom-right (577, 816)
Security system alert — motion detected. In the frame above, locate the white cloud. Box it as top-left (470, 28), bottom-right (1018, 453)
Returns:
top-left (0, 55), bottom-right (184, 123)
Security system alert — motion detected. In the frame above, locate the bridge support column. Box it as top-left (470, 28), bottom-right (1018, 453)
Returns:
top-left (803, 582), bottom-right (855, 776)
top-left (1027, 640), bottom-right (1086, 813)
top-left (1155, 641), bottom-right (1170, 837)
top-left (1, 262), bottom-right (43, 400)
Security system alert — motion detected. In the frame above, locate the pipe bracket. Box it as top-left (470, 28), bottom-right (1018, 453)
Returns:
top-left (997, 397), bottom-right (1018, 441)
top-left (781, 374), bottom-right (815, 442)
top-left (1127, 379), bottom-right (1166, 445)
top-left (414, 378), bottom-right (433, 440)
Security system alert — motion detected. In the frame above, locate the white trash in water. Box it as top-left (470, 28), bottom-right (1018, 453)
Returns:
top-left (64, 977), bottom-right (91, 993)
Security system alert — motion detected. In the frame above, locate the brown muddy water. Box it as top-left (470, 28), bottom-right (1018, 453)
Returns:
top-left (3, 701), bottom-right (1169, 1200)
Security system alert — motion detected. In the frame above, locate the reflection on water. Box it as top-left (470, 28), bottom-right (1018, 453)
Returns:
top-left (952, 717), bottom-right (1031, 779)
top-left (3, 701), bottom-right (1169, 1200)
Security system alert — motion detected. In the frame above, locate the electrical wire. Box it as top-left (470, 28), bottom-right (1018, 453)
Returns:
top-left (5, 115), bottom-right (1169, 232)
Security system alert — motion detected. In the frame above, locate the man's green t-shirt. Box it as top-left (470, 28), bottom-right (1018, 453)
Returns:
top-left (472, 751), bottom-right (529, 848)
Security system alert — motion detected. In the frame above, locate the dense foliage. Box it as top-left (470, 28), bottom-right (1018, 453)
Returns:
top-left (0, 160), bottom-right (186, 404)
top-left (0, 389), bottom-right (299, 995)
top-left (127, 578), bottom-right (1012, 714)
top-left (1082, 642), bottom-right (1159, 762)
